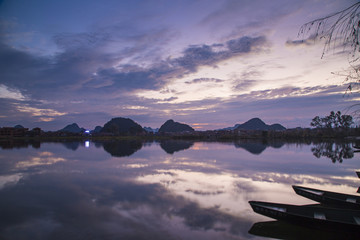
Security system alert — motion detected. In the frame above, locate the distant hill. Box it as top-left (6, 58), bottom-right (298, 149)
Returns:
top-left (14, 125), bottom-right (25, 129)
top-left (101, 117), bottom-right (144, 135)
top-left (92, 126), bottom-right (103, 133)
top-left (60, 123), bottom-right (85, 133)
top-left (221, 118), bottom-right (286, 131)
top-left (143, 127), bottom-right (159, 133)
top-left (158, 119), bottom-right (194, 133)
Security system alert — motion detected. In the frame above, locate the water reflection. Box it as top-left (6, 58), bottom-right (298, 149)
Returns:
top-left (159, 140), bottom-right (194, 154)
top-left (249, 220), bottom-right (360, 240)
top-left (2, 139), bottom-right (357, 161)
top-left (0, 139), bottom-right (359, 239)
top-left (0, 171), bottom-right (253, 240)
top-left (62, 141), bottom-right (81, 151)
top-left (102, 140), bottom-right (143, 157)
top-left (311, 141), bottom-right (354, 163)
top-left (0, 139), bottom-right (40, 149)
top-left (233, 139), bottom-right (285, 155)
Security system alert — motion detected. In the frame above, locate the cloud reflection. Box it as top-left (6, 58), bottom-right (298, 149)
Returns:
top-left (16, 152), bottom-right (65, 169)
top-left (0, 140), bottom-right (359, 239)
top-left (0, 172), bottom-right (254, 240)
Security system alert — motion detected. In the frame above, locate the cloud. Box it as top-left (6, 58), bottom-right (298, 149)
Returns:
top-left (0, 42), bottom-right (50, 88)
top-left (14, 104), bottom-right (67, 122)
top-left (285, 34), bottom-right (317, 47)
top-left (200, 0), bottom-right (304, 39)
top-left (233, 80), bottom-right (257, 91)
top-left (84, 35), bottom-right (267, 96)
top-left (0, 84), bottom-right (27, 101)
top-left (53, 32), bottom-right (111, 51)
top-left (185, 78), bottom-right (224, 84)
top-left (231, 67), bottom-right (263, 91)
top-left (173, 36), bottom-right (266, 72)
top-left (0, 0), bottom-right (347, 131)
top-left (0, 98), bottom-right (50, 127)
top-left (144, 84), bottom-right (359, 130)
top-left (89, 66), bottom-right (168, 91)
top-left (1, 16), bottom-right (267, 97)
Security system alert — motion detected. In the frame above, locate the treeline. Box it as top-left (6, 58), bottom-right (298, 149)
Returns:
top-left (310, 111), bottom-right (353, 129)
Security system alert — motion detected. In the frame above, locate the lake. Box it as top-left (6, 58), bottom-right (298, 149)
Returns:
top-left (0, 139), bottom-right (359, 239)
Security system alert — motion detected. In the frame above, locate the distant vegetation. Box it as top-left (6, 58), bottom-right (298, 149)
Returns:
top-left (1, 115), bottom-right (359, 140)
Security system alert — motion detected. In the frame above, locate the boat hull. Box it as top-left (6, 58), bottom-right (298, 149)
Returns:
top-left (293, 185), bottom-right (360, 209)
top-left (249, 201), bottom-right (360, 231)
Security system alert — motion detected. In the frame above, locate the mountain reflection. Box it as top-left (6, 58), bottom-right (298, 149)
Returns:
top-left (233, 139), bottom-right (285, 155)
top-left (159, 140), bottom-right (194, 154)
top-left (61, 141), bottom-right (81, 150)
top-left (101, 140), bottom-right (143, 157)
top-left (1, 139), bottom-right (358, 162)
top-left (311, 142), bottom-right (354, 163)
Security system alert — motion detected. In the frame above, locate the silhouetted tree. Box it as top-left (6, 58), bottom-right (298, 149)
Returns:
top-left (310, 116), bottom-right (323, 128)
top-left (340, 114), bottom-right (354, 128)
top-left (310, 111), bottom-right (353, 129)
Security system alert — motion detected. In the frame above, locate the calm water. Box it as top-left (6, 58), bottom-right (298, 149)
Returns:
top-left (0, 139), bottom-right (359, 239)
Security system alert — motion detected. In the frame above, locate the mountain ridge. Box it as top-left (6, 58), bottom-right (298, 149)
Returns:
top-left (220, 118), bottom-right (286, 131)
top-left (100, 117), bottom-right (144, 135)
top-left (158, 119), bottom-right (194, 133)
top-left (56, 117), bottom-right (286, 134)
top-left (60, 123), bottom-right (85, 133)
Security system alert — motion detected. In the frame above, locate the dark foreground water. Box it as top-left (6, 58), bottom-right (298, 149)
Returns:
top-left (0, 139), bottom-right (359, 239)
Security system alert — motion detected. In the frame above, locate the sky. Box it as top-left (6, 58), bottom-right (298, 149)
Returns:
top-left (0, 0), bottom-right (359, 131)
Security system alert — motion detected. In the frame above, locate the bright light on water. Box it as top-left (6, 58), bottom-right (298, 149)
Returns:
top-left (85, 141), bottom-right (90, 148)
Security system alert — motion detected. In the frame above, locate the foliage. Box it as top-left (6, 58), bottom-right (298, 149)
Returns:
top-left (299, 2), bottom-right (360, 59)
top-left (310, 111), bottom-right (353, 129)
top-left (299, 2), bottom-right (360, 114)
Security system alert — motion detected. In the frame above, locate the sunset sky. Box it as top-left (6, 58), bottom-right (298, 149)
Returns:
top-left (0, 0), bottom-right (359, 131)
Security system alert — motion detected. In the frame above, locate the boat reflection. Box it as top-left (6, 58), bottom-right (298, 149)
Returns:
top-left (249, 220), bottom-right (360, 240)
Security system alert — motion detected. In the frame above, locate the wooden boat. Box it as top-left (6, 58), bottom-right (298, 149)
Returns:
top-left (249, 201), bottom-right (360, 231)
top-left (293, 185), bottom-right (360, 209)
